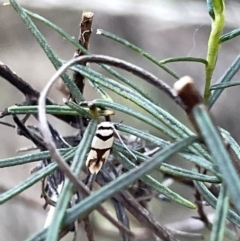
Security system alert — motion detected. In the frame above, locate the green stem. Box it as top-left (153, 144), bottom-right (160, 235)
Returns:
top-left (204, 0), bottom-right (225, 102)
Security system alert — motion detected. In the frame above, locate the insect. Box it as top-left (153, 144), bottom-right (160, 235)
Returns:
top-left (86, 122), bottom-right (136, 174)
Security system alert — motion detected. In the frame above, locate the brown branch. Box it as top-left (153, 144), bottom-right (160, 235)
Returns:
top-left (73, 12), bottom-right (93, 94)
top-left (58, 12), bottom-right (94, 96)
top-left (0, 61), bottom-right (40, 98)
top-left (117, 191), bottom-right (180, 241)
top-left (83, 216), bottom-right (95, 241)
top-left (0, 62), bottom-right (79, 127)
top-left (193, 176), bottom-right (210, 227)
top-left (13, 115), bottom-right (46, 150)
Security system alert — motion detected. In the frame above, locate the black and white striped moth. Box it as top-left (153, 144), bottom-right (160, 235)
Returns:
top-left (86, 122), bottom-right (114, 174)
top-left (86, 122), bottom-right (136, 174)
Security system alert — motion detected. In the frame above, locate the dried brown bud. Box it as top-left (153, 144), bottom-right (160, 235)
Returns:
top-left (174, 76), bottom-right (203, 114)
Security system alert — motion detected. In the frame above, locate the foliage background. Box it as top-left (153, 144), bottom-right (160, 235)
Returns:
top-left (0, 0), bottom-right (240, 240)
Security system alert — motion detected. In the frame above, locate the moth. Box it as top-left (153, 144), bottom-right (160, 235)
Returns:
top-left (86, 121), bottom-right (136, 174)
top-left (85, 122), bottom-right (114, 174)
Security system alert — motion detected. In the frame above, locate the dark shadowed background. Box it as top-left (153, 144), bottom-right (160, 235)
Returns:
top-left (0, 0), bottom-right (240, 240)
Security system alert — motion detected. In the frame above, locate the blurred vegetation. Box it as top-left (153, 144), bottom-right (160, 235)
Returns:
top-left (0, 0), bottom-right (240, 241)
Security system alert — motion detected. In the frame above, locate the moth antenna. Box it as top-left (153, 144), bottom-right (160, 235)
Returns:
top-left (112, 124), bottom-right (137, 160)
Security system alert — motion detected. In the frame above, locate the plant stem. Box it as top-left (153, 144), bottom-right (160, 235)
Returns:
top-left (204, 0), bottom-right (225, 102)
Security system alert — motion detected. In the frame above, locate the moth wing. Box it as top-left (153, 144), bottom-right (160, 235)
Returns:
top-left (85, 149), bottom-right (97, 168)
top-left (88, 160), bottom-right (104, 174)
top-left (102, 149), bottom-right (111, 162)
top-left (86, 150), bottom-right (111, 174)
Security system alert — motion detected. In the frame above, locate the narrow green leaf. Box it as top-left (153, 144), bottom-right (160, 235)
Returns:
top-left (210, 183), bottom-right (229, 241)
top-left (23, 9), bottom-right (86, 53)
top-left (96, 29), bottom-right (180, 79)
top-left (26, 229), bottom-right (46, 241)
top-left (116, 123), bottom-right (214, 173)
top-left (159, 57), bottom-right (207, 65)
top-left (179, 152), bottom-right (218, 175)
top-left (0, 148), bottom-right (71, 168)
top-left (8, 104), bottom-right (112, 118)
top-left (193, 104), bottom-right (240, 213)
top-left (160, 165), bottom-right (220, 183)
top-left (0, 149), bottom-right (75, 204)
top-left (0, 162), bottom-right (55, 204)
top-left (115, 123), bottom-right (170, 147)
top-left (46, 120), bottom-right (98, 241)
top-left (207, 0), bottom-right (215, 19)
top-left (64, 101), bottom-right (92, 118)
top-left (8, 105), bottom-right (79, 116)
top-left (9, 0), bottom-right (83, 102)
top-left (77, 64), bottom-right (155, 104)
top-left (114, 152), bottom-right (196, 209)
top-left (208, 55), bottom-right (240, 108)
top-left (210, 81), bottom-right (240, 90)
top-left (116, 123), bottom-right (212, 168)
top-left (24, 8), bottom-right (111, 101)
top-left (113, 142), bottom-right (217, 177)
top-left (220, 28), bottom-right (240, 43)
top-left (220, 128), bottom-right (240, 160)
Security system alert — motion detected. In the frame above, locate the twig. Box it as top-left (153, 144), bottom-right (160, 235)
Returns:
top-left (73, 12), bottom-right (93, 94)
top-left (0, 61), bottom-right (40, 98)
top-left (105, 163), bottom-right (131, 241)
top-left (58, 12), bottom-right (93, 96)
top-left (0, 62), bottom-right (79, 127)
top-left (83, 216), bottom-right (95, 241)
top-left (0, 120), bottom-right (15, 128)
top-left (193, 181), bottom-right (210, 228)
top-left (118, 191), bottom-right (179, 241)
top-left (167, 227), bottom-right (204, 239)
top-left (111, 197), bottom-right (131, 241)
top-left (12, 115), bottom-right (46, 150)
